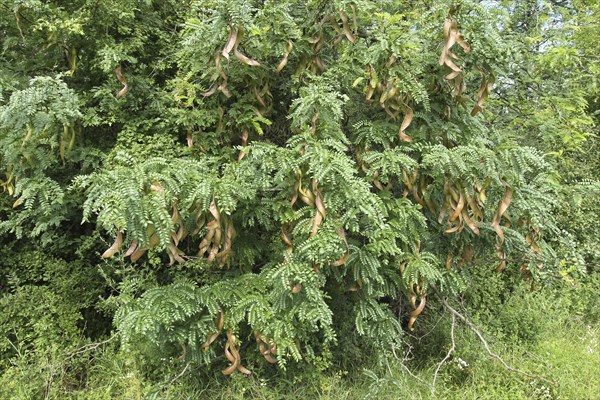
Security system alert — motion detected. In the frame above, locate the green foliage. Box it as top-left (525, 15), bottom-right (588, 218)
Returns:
top-left (0, 0), bottom-right (599, 397)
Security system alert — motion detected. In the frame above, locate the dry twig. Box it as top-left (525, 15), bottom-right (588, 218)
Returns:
top-left (434, 288), bottom-right (556, 386)
top-left (431, 313), bottom-right (456, 397)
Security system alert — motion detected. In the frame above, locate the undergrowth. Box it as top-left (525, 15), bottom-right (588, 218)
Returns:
top-left (1, 268), bottom-right (598, 400)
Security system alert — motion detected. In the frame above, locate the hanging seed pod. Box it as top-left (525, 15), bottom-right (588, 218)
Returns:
top-left (339, 11), bottom-right (356, 43)
top-left (254, 332), bottom-right (277, 364)
top-left (373, 170), bottom-right (385, 190)
top-left (203, 332), bottom-right (219, 352)
top-left (292, 282), bottom-right (302, 293)
top-left (192, 210), bottom-right (206, 236)
top-left (491, 185), bottom-right (513, 243)
top-left (222, 344), bottom-right (240, 375)
top-left (439, 16), bottom-right (470, 100)
top-left (495, 243), bottom-right (507, 272)
top-left (238, 130), bottom-right (249, 162)
top-left (102, 229), bottom-right (123, 258)
top-left (222, 331), bottom-right (251, 375)
top-left (291, 177), bottom-right (301, 207)
top-left (221, 23), bottom-right (237, 61)
top-left (233, 27), bottom-right (260, 66)
top-left (472, 72), bottom-right (495, 116)
top-left (201, 84), bottom-right (217, 97)
top-left (448, 189), bottom-right (464, 222)
top-left (461, 208), bottom-right (480, 235)
top-left (128, 244), bottom-right (146, 262)
top-left (399, 106), bottom-right (414, 142)
top-left (186, 127), bottom-right (193, 148)
top-left (198, 225), bottom-right (215, 256)
top-left (114, 66), bottom-right (129, 98)
top-left (203, 310), bottom-right (224, 351)
top-left (276, 40), bottom-right (293, 73)
top-left (446, 253), bottom-right (453, 269)
top-left (408, 293), bottom-right (427, 331)
top-left (309, 181), bottom-right (326, 237)
top-left (281, 226), bottom-right (293, 252)
top-left (299, 185), bottom-right (315, 207)
top-left (123, 240), bottom-right (138, 257)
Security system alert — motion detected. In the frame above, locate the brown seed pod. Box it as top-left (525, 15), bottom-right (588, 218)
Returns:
top-left (222, 331), bottom-right (251, 375)
top-left (233, 27), bottom-right (260, 67)
top-left (281, 227), bottom-right (293, 252)
top-left (408, 293), bottom-right (427, 331)
top-left (449, 190), bottom-right (465, 222)
top-left (339, 11), bottom-right (356, 43)
top-left (276, 40), bottom-right (293, 73)
top-left (292, 283), bottom-right (302, 293)
top-left (203, 332), bottom-right (219, 352)
top-left (215, 310), bottom-right (224, 330)
top-left (102, 230), bottom-right (123, 258)
top-left (399, 106), bottom-right (414, 142)
top-left (221, 23), bottom-right (238, 61)
top-left (491, 186), bottom-right (513, 243)
top-left (461, 208), bottom-right (480, 235)
top-left (124, 240), bottom-right (138, 257)
top-left (255, 332), bottom-right (278, 364)
top-left (114, 66), bottom-right (129, 98)
top-left (130, 246), bottom-right (147, 263)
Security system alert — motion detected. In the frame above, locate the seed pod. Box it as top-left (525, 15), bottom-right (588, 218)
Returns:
top-left (449, 191), bottom-right (464, 222)
top-left (130, 246), bottom-right (147, 263)
top-left (276, 40), bottom-right (293, 73)
top-left (292, 283), bottom-right (302, 293)
top-left (221, 24), bottom-right (237, 61)
top-left (124, 240), bottom-right (138, 257)
top-left (203, 332), bottom-right (219, 351)
top-left (233, 27), bottom-right (260, 66)
top-left (339, 12), bottom-right (356, 43)
top-left (114, 66), bottom-right (129, 98)
top-left (399, 106), bottom-right (414, 142)
top-left (408, 293), bottom-right (427, 331)
top-left (215, 310), bottom-right (224, 330)
top-left (461, 208), bottom-right (480, 235)
top-left (102, 230), bottom-right (123, 258)
top-left (491, 186), bottom-right (513, 243)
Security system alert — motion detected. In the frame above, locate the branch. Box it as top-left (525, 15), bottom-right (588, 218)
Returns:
top-left (431, 313), bottom-right (455, 397)
top-left (434, 289), bottom-right (556, 385)
top-left (165, 362), bottom-right (192, 400)
top-left (390, 346), bottom-right (433, 390)
top-left (63, 333), bottom-right (119, 362)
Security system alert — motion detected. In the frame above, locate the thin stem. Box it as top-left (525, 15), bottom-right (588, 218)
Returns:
top-left (431, 313), bottom-right (456, 397)
top-left (434, 288), bottom-right (556, 386)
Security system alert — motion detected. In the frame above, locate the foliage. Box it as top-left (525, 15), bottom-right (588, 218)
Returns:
top-left (0, 0), bottom-right (599, 397)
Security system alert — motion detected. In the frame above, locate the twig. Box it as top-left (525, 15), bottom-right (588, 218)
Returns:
top-left (434, 289), bottom-right (556, 385)
top-left (414, 313), bottom-right (445, 343)
top-left (391, 346), bottom-right (433, 389)
top-left (431, 313), bottom-right (456, 397)
top-left (165, 362), bottom-right (192, 400)
top-left (63, 333), bottom-right (119, 362)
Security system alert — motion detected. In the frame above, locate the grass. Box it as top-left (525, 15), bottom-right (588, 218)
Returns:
top-left (2, 283), bottom-right (599, 400)
top-left (155, 297), bottom-right (600, 400)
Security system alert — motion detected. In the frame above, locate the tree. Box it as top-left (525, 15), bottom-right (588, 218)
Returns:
top-left (0, 0), bottom-right (590, 376)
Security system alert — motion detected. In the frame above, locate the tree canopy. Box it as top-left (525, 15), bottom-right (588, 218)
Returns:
top-left (0, 0), bottom-right (598, 395)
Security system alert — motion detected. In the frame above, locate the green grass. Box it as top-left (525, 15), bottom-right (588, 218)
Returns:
top-left (2, 284), bottom-right (599, 400)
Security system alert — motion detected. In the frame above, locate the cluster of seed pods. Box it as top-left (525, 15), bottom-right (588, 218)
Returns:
top-left (363, 62), bottom-right (415, 143)
top-left (439, 15), bottom-right (471, 100)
